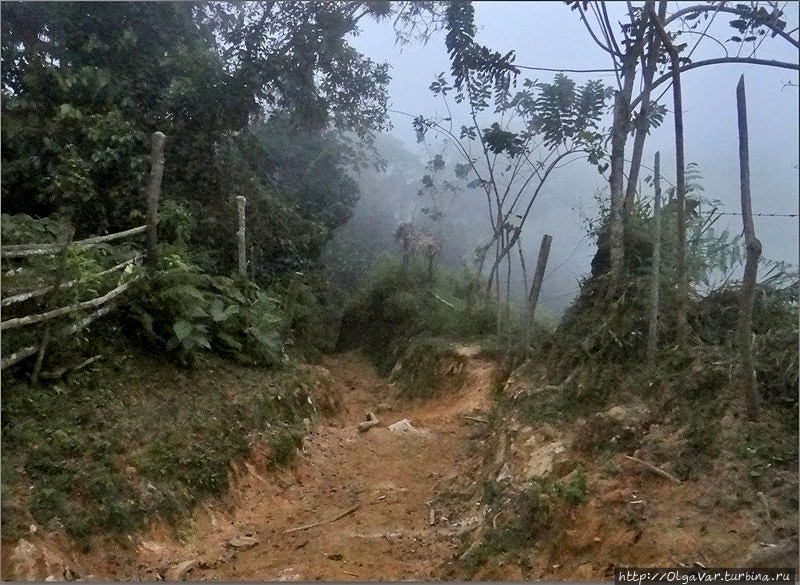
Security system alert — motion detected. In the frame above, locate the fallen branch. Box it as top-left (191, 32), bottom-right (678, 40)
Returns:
top-left (623, 455), bottom-right (681, 484)
top-left (357, 412), bottom-right (380, 433)
top-left (428, 290), bottom-right (456, 309)
top-left (462, 415), bottom-right (489, 424)
top-left (40, 355), bottom-right (103, 380)
top-left (282, 504), bottom-right (360, 534)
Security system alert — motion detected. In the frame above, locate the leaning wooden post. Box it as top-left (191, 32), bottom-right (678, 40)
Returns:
top-left (31, 224), bottom-right (75, 385)
top-left (145, 131), bottom-right (166, 268)
top-left (647, 151), bottom-right (662, 363)
top-left (736, 75), bottom-right (762, 419)
top-left (236, 195), bottom-right (247, 277)
top-left (527, 234), bottom-right (553, 336)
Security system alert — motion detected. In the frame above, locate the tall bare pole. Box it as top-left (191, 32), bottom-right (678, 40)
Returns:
top-left (236, 196), bottom-right (247, 277)
top-left (647, 151), bottom-right (662, 363)
top-left (650, 8), bottom-right (689, 348)
top-left (736, 75), bottom-right (762, 418)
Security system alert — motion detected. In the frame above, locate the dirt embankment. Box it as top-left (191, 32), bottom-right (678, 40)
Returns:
top-left (4, 349), bottom-right (503, 581)
top-left (5, 348), bottom-right (797, 581)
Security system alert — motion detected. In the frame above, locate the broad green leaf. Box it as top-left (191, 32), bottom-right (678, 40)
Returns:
top-left (173, 319), bottom-right (193, 342)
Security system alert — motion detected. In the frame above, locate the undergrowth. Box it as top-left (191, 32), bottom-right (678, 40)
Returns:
top-left (0, 340), bottom-right (323, 545)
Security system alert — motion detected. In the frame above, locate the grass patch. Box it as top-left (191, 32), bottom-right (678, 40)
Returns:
top-left (391, 336), bottom-right (467, 399)
top-left (464, 474), bottom-right (587, 574)
top-left (1, 342), bottom-right (322, 544)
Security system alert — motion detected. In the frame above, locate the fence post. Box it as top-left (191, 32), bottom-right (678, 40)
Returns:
top-left (647, 151), bottom-right (662, 364)
top-left (145, 131), bottom-right (166, 267)
top-left (736, 75), bottom-right (762, 419)
top-left (527, 234), bottom-right (553, 337)
top-left (236, 195), bottom-right (247, 277)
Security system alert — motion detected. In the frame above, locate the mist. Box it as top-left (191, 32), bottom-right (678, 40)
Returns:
top-left (342, 1), bottom-right (799, 315)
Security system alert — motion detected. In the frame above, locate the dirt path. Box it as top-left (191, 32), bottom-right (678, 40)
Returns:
top-left (112, 349), bottom-right (498, 581)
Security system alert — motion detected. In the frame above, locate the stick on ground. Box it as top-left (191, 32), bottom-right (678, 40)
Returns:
top-left (624, 455), bottom-right (681, 484)
top-left (282, 504), bottom-right (361, 534)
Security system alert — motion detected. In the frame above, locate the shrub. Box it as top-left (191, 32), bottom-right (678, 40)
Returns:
top-left (336, 255), bottom-right (496, 372)
top-left (128, 253), bottom-right (284, 366)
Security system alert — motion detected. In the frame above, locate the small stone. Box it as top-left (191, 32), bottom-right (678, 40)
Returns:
top-left (228, 534), bottom-right (259, 549)
top-left (165, 560), bottom-right (198, 581)
top-left (593, 536), bottom-right (601, 543)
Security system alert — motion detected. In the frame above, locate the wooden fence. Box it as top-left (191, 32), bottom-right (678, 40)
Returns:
top-left (0, 132), bottom-right (166, 377)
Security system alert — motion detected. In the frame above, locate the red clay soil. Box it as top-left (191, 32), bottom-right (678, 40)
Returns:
top-left (4, 349), bottom-right (796, 581)
top-left (3, 350), bottom-right (500, 581)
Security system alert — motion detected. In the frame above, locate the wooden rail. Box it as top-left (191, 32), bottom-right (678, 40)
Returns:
top-left (1, 225), bottom-right (147, 258)
top-left (0, 131), bottom-right (165, 374)
top-left (1, 254), bottom-right (141, 307)
top-left (1, 303), bottom-right (119, 369)
top-left (1, 279), bottom-right (136, 331)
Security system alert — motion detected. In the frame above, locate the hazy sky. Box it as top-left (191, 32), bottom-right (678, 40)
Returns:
top-left (349, 2), bottom-right (799, 312)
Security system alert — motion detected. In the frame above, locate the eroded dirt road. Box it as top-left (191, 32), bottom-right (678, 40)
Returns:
top-left (105, 349), bottom-right (497, 581)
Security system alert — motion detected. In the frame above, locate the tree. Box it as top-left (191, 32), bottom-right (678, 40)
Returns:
top-left (415, 3), bottom-right (609, 327)
top-left (1, 2), bottom-right (447, 279)
top-left (568, 0), bottom-right (799, 347)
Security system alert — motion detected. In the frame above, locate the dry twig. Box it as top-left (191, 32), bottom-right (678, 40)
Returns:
top-left (282, 504), bottom-right (360, 534)
top-left (623, 455), bottom-right (681, 484)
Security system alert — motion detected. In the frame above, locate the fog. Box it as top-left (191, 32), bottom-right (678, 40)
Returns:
top-left (347, 2), bottom-right (799, 315)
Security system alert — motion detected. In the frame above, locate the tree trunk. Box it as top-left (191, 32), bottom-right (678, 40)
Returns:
top-left (647, 151), bottom-right (662, 363)
top-left (650, 9), bottom-right (689, 348)
top-left (736, 75), bottom-right (762, 419)
top-left (608, 70), bottom-right (635, 291)
top-left (623, 1), bottom-right (666, 219)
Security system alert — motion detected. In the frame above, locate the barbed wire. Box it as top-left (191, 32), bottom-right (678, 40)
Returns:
top-left (709, 211), bottom-right (799, 218)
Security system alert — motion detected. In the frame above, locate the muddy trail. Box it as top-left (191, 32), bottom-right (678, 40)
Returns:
top-left (7, 347), bottom-right (797, 581)
top-left (13, 349), bottom-right (499, 581)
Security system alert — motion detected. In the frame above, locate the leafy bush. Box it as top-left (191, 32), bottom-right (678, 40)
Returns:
top-left (128, 253), bottom-right (284, 366)
top-left (336, 255), bottom-right (495, 373)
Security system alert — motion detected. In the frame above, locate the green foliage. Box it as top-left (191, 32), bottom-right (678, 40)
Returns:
top-left (268, 427), bottom-right (304, 468)
top-left (1, 213), bottom-right (143, 374)
top-left (391, 337), bottom-right (467, 398)
top-left (2, 2), bottom-right (421, 281)
top-left (556, 465), bottom-right (589, 504)
top-left (1, 343), bottom-right (320, 541)
top-left (129, 253), bottom-right (284, 367)
top-left (337, 255), bottom-right (495, 373)
top-left (1, 213), bottom-right (63, 244)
